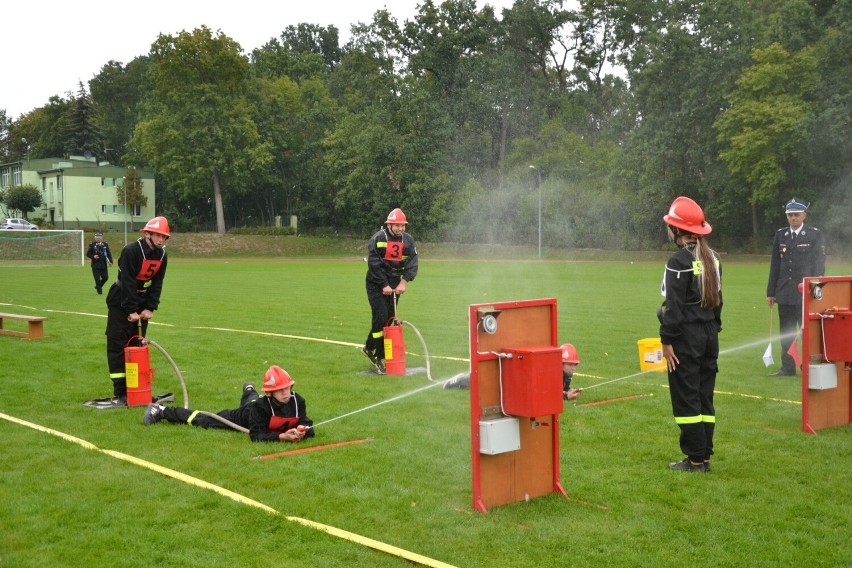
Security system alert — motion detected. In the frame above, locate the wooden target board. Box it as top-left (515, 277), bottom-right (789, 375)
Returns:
top-left (468, 298), bottom-right (566, 513)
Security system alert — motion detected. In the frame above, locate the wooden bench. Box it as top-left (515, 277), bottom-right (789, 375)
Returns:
top-left (0, 312), bottom-right (48, 340)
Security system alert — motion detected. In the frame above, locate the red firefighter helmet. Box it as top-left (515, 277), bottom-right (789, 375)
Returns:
top-left (140, 216), bottom-right (171, 237)
top-left (262, 365), bottom-right (295, 392)
top-left (386, 208), bottom-right (408, 224)
top-left (560, 343), bottom-right (580, 364)
top-left (663, 197), bottom-right (711, 235)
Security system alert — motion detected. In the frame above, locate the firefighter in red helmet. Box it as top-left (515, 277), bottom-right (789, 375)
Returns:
top-left (360, 208), bottom-right (418, 374)
top-left (91, 216), bottom-right (171, 408)
top-left (560, 343), bottom-right (583, 401)
top-left (144, 365), bottom-right (314, 442)
top-left (445, 343), bottom-right (585, 395)
top-left (659, 196), bottom-right (722, 473)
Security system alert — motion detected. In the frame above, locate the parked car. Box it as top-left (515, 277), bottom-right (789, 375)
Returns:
top-left (1, 218), bottom-right (39, 230)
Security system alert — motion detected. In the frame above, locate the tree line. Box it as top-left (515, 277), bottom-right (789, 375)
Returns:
top-left (1, 0), bottom-right (849, 252)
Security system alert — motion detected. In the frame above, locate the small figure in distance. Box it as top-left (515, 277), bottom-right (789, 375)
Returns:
top-left (86, 232), bottom-right (113, 294)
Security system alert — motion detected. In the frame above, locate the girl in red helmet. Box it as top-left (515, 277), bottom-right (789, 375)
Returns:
top-left (361, 208), bottom-right (418, 374)
top-left (143, 365), bottom-right (314, 442)
top-left (659, 197), bottom-right (722, 473)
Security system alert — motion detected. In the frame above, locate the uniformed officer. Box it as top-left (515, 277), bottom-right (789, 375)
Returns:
top-left (361, 208), bottom-right (418, 374)
top-left (86, 232), bottom-right (113, 294)
top-left (766, 199), bottom-right (826, 376)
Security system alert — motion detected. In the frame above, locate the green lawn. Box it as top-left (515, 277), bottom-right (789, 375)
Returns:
top-left (1, 252), bottom-right (850, 567)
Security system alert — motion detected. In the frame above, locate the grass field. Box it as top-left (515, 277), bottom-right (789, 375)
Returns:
top-left (1, 242), bottom-right (850, 567)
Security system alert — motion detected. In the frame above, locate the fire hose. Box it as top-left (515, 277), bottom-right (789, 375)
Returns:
top-left (145, 337), bottom-right (249, 433)
top-left (126, 317), bottom-right (246, 431)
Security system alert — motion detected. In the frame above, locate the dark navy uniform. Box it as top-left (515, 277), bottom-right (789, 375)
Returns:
top-left (86, 237), bottom-right (113, 294)
top-left (105, 237), bottom-right (168, 399)
top-left (160, 389), bottom-right (314, 442)
top-left (364, 227), bottom-right (418, 362)
top-left (660, 243), bottom-right (722, 464)
top-left (766, 224), bottom-right (825, 373)
top-left (562, 370), bottom-right (574, 394)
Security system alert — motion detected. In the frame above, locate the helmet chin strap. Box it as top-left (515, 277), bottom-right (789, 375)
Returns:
top-left (144, 233), bottom-right (166, 249)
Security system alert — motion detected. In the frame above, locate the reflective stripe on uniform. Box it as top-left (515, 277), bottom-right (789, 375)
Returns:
top-left (674, 414), bottom-right (716, 424)
top-left (187, 410), bottom-right (201, 425)
top-left (110, 372), bottom-right (126, 379)
top-left (371, 331), bottom-right (383, 339)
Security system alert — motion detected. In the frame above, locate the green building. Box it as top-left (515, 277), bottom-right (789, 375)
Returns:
top-left (0, 155), bottom-right (155, 232)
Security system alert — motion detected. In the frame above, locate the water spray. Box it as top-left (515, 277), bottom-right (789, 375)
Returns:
top-left (251, 380), bottom-right (454, 461)
top-left (580, 369), bottom-right (657, 390)
top-left (310, 381), bottom-right (444, 429)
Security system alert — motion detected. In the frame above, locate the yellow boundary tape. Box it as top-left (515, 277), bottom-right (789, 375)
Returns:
top-left (0, 411), bottom-right (456, 568)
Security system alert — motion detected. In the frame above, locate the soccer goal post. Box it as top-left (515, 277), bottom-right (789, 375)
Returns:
top-left (0, 230), bottom-right (85, 266)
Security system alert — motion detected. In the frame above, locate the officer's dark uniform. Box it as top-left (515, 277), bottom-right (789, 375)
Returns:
top-left (105, 237), bottom-right (167, 399)
top-left (86, 237), bottom-right (113, 294)
top-left (364, 226), bottom-right (418, 363)
top-left (766, 223), bottom-right (826, 374)
top-left (660, 243), bottom-right (723, 465)
top-left (160, 390), bottom-right (314, 442)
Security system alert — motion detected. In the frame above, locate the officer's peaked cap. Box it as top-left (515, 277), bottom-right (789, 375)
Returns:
top-left (785, 199), bottom-right (809, 213)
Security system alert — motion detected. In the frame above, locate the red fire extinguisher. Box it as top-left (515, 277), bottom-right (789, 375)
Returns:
top-left (383, 295), bottom-right (406, 376)
top-left (125, 322), bottom-right (155, 406)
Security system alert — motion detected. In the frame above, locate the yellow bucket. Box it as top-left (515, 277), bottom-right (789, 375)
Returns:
top-left (637, 338), bottom-right (666, 372)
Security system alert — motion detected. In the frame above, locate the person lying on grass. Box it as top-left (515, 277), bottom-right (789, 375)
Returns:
top-left (143, 365), bottom-right (314, 442)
